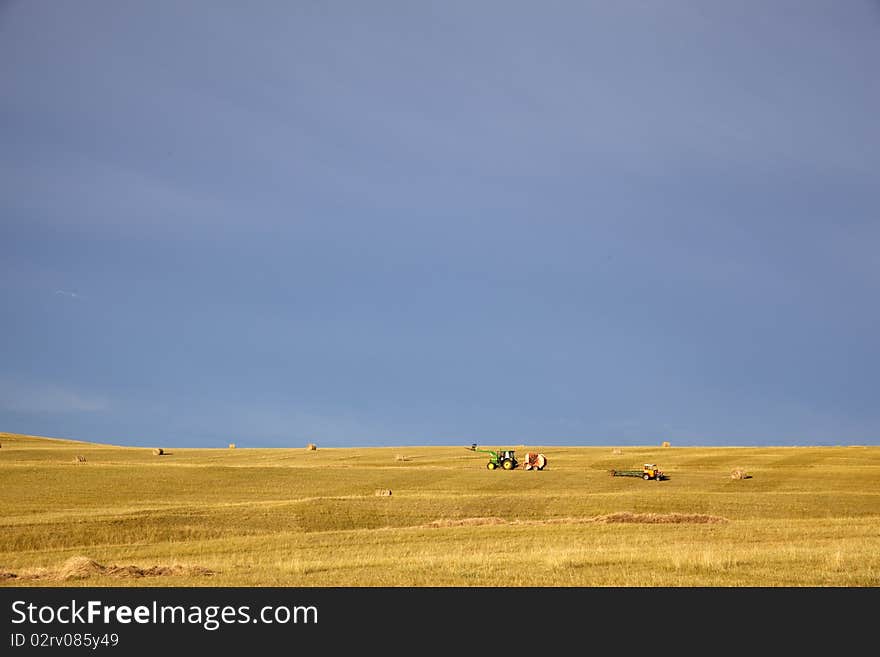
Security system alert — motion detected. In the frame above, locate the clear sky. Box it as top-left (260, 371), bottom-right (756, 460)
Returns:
top-left (2, 1), bottom-right (878, 447)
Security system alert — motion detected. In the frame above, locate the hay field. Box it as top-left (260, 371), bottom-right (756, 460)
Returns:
top-left (1, 432), bottom-right (879, 586)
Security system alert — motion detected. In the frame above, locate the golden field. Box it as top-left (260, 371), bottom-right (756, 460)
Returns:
top-left (1, 431), bottom-right (879, 587)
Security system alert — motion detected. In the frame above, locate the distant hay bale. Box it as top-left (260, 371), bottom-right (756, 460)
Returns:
top-left (306, 443), bottom-right (317, 451)
top-left (374, 489), bottom-right (392, 497)
top-left (394, 454), bottom-right (410, 462)
top-left (611, 448), bottom-right (623, 455)
top-left (228, 443), bottom-right (236, 449)
top-left (731, 468), bottom-right (751, 480)
top-left (152, 448), bottom-right (164, 456)
top-left (661, 441), bottom-right (671, 448)
top-left (74, 455), bottom-right (87, 463)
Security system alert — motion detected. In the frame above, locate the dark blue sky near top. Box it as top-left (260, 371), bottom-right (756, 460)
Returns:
top-left (1, 1), bottom-right (878, 447)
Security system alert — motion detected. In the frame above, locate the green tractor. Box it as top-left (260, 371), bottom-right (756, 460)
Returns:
top-left (467, 444), bottom-right (518, 470)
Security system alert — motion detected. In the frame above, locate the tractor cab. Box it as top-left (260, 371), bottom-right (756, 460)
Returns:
top-left (490, 449), bottom-right (517, 470)
top-left (642, 464), bottom-right (663, 480)
top-left (487, 449), bottom-right (518, 470)
top-left (468, 444), bottom-right (519, 471)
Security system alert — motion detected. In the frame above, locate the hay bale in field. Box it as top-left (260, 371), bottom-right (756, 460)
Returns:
top-left (306, 443), bottom-right (317, 451)
top-left (523, 452), bottom-right (547, 470)
top-left (661, 441), bottom-right (671, 447)
top-left (611, 448), bottom-right (623, 455)
top-left (731, 468), bottom-right (751, 480)
top-left (152, 448), bottom-right (164, 456)
top-left (228, 443), bottom-right (236, 449)
top-left (74, 455), bottom-right (87, 463)
top-left (374, 489), bottom-right (392, 497)
top-left (58, 556), bottom-right (105, 580)
top-left (395, 454), bottom-right (410, 461)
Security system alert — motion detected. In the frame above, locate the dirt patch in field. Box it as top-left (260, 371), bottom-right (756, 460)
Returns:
top-left (5, 556), bottom-right (215, 582)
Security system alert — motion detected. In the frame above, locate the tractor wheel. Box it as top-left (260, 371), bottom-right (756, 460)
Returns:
top-left (502, 459), bottom-right (514, 470)
top-left (487, 461), bottom-right (497, 470)
top-left (643, 473), bottom-right (650, 480)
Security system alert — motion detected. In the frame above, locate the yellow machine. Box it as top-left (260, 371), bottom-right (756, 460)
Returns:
top-left (641, 463), bottom-right (663, 480)
top-left (609, 463), bottom-right (666, 480)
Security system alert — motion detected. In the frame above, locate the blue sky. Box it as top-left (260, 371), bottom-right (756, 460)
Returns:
top-left (2, 1), bottom-right (878, 447)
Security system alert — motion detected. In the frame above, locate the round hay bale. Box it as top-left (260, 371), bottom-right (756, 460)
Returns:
top-left (394, 454), bottom-right (410, 462)
top-left (228, 443), bottom-right (236, 449)
top-left (152, 448), bottom-right (164, 456)
top-left (661, 441), bottom-right (671, 448)
top-left (731, 468), bottom-right (750, 480)
top-left (611, 448), bottom-right (623, 455)
top-left (306, 443), bottom-right (317, 451)
top-left (74, 455), bottom-right (87, 463)
top-left (374, 489), bottom-right (392, 497)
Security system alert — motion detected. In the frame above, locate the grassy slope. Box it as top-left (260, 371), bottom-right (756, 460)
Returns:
top-left (1, 432), bottom-right (879, 586)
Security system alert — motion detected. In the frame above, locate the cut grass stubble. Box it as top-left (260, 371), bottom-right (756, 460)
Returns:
top-left (1, 433), bottom-right (879, 586)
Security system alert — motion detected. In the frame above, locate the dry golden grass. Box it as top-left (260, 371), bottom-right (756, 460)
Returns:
top-left (1, 431), bottom-right (879, 586)
top-left (2, 555), bottom-right (215, 582)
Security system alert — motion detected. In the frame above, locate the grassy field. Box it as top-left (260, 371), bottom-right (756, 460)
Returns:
top-left (1, 431), bottom-right (879, 587)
